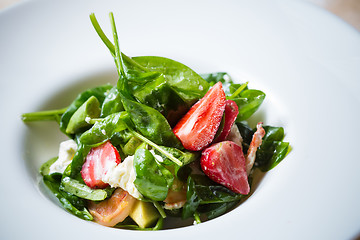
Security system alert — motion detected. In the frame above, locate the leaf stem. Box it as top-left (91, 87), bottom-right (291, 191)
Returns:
top-left (21, 107), bottom-right (67, 122)
top-left (89, 13), bottom-right (115, 56)
top-left (228, 81), bottom-right (248, 100)
top-left (153, 201), bottom-right (167, 219)
top-left (130, 130), bottom-right (183, 166)
top-left (193, 211), bottom-right (201, 224)
top-left (89, 13), bottom-right (149, 73)
top-left (109, 12), bottom-right (127, 78)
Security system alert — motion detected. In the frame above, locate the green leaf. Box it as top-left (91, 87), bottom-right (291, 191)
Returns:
top-left (232, 89), bottom-right (266, 121)
top-left (120, 94), bottom-right (181, 148)
top-left (133, 149), bottom-right (169, 201)
top-left (201, 72), bottom-right (235, 94)
top-left (43, 174), bottom-right (93, 221)
top-left (59, 84), bottom-right (112, 135)
top-left (39, 157), bottom-right (58, 176)
top-left (101, 86), bottom-right (124, 117)
top-left (129, 56), bottom-right (210, 105)
top-left (236, 122), bottom-right (290, 171)
top-left (262, 126), bottom-right (285, 142)
top-left (199, 201), bottom-right (239, 220)
top-left (192, 174), bottom-right (242, 204)
top-left (256, 141), bottom-right (290, 171)
top-left (182, 176), bottom-right (200, 219)
top-left (70, 143), bottom-right (91, 179)
top-left (79, 112), bottom-right (129, 146)
top-left (60, 176), bottom-right (109, 201)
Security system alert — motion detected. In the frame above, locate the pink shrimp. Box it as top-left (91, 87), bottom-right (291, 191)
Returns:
top-left (88, 188), bottom-right (136, 227)
top-left (245, 122), bottom-right (266, 175)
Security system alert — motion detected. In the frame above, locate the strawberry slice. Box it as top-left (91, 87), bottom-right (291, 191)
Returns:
top-left (214, 100), bottom-right (239, 142)
top-left (81, 141), bottom-right (121, 189)
top-left (173, 82), bottom-right (226, 151)
top-left (200, 141), bottom-right (250, 195)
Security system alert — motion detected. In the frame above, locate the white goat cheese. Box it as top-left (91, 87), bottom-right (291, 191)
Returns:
top-left (49, 139), bottom-right (77, 174)
top-left (102, 155), bottom-right (143, 199)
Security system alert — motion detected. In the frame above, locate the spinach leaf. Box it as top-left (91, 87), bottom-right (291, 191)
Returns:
top-left (39, 157), bottom-right (58, 176)
top-left (79, 112), bottom-right (129, 146)
top-left (198, 201), bottom-right (239, 220)
top-left (133, 149), bottom-right (169, 201)
top-left (201, 72), bottom-right (236, 94)
top-left (100, 86), bottom-right (124, 117)
top-left (192, 174), bottom-right (242, 204)
top-left (256, 141), bottom-right (290, 171)
top-left (232, 89), bottom-right (266, 121)
top-left (43, 174), bottom-right (93, 221)
top-left (130, 74), bottom-right (187, 125)
top-left (156, 146), bottom-right (199, 166)
top-left (120, 94), bottom-right (181, 148)
top-left (182, 174), bottom-right (242, 220)
top-left (129, 56), bottom-right (210, 105)
top-left (236, 123), bottom-right (290, 171)
top-left (70, 143), bottom-right (91, 179)
top-left (182, 176), bottom-right (200, 219)
top-left (262, 126), bottom-right (285, 141)
top-left (202, 72), bottom-right (265, 120)
top-left (60, 176), bottom-right (109, 201)
top-left (154, 146), bottom-right (200, 180)
top-left (236, 122), bottom-right (254, 145)
top-left (59, 84), bottom-right (112, 135)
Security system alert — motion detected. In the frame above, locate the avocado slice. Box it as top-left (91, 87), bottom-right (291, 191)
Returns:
top-left (129, 200), bottom-right (160, 228)
top-left (66, 96), bottom-right (101, 134)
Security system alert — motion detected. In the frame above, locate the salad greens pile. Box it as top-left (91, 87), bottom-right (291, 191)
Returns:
top-left (22, 13), bottom-right (290, 230)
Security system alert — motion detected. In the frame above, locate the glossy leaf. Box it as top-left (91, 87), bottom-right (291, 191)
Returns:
top-left (79, 112), bottom-right (129, 146)
top-left (236, 122), bottom-right (290, 171)
top-left (70, 143), bottom-right (91, 179)
top-left (59, 84), bottom-right (112, 135)
top-left (133, 149), bottom-right (169, 201)
top-left (128, 56), bottom-right (210, 105)
top-left (60, 176), bottom-right (109, 201)
top-left (101, 86), bottom-right (124, 117)
top-left (181, 176), bottom-right (200, 219)
top-left (120, 94), bottom-right (181, 148)
top-left (43, 174), bottom-right (93, 221)
top-left (232, 89), bottom-right (265, 121)
top-left (201, 72), bottom-right (237, 95)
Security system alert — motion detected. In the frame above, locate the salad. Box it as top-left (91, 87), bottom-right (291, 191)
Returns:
top-left (22, 13), bottom-right (290, 230)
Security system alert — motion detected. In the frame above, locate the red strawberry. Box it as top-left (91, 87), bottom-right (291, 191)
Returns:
top-left (214, 100), bottom-right (239, 142)
top-left (81, 141), bottom-right (121, 189)
top-left (200, 141), bottom-right (250, 195)
top-left (173, 82), bottom-right (226, 151)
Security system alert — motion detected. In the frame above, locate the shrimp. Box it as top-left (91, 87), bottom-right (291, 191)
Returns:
top-left (164, 178), bottom-right (187, 210)
top-left (88, 188), bottom-right (136, 227)
top-left (245, 122), bottom-right (265, 175)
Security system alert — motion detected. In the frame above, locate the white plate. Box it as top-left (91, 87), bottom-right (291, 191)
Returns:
top-left (1, 0), bottom-right (360, 239)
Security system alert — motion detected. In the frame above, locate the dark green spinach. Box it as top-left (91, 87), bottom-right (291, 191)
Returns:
top-left (133, 148), bottom-right (169, 201)
top-left (59, 84), bottom-right (112, 135)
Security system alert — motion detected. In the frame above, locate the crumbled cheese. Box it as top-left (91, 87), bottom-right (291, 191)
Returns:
top-left (85, 116), bottom-right (91, 124)
top-left (49, 139), bottom-right (77, 174)
top-left (149, 149), bottom-right (164, 163)
top-left (199, 85), bottom-right (203, 91)
top-left (223, 74), bottom-right (230, 82)
top-left (101, 129), bottom-right (107, 135)
top-left (102, 155), bottom-right (142, 199)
